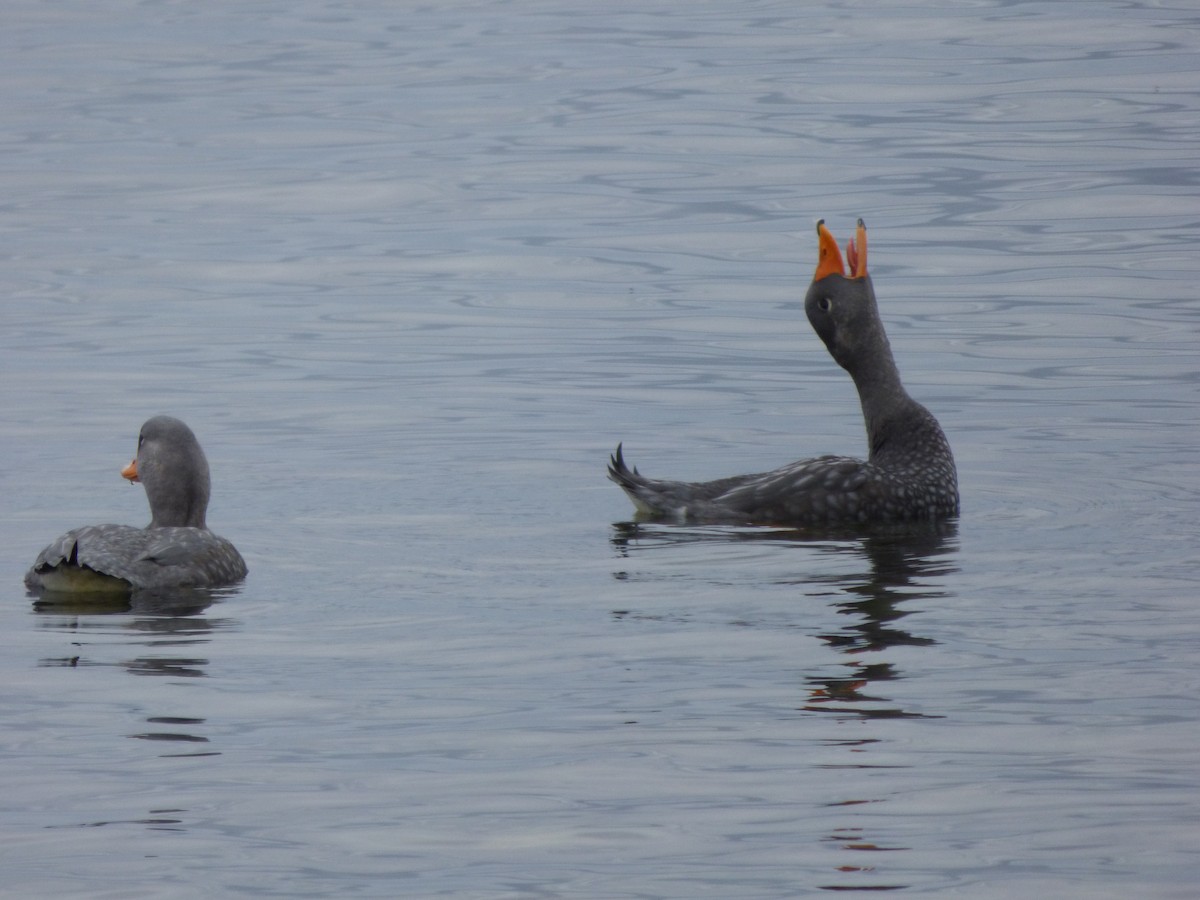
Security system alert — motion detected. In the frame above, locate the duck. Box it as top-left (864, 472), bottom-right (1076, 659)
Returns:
top-left (608, 219), bottom-right (959, 526)
top-left (25, 416), bottom-right (248, 594)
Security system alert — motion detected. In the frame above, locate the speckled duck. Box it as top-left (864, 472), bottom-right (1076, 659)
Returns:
top-left (25, 416), bottom-right (247, 594)
top-left (608, 219), bottom-right (959, 526)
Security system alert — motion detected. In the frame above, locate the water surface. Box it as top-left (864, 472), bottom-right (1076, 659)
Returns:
top-left (2, 1), bottom-right (1198, 896)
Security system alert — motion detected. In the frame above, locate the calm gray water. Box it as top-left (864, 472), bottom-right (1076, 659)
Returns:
top-left (2, 0), bottom-right (1198, 896)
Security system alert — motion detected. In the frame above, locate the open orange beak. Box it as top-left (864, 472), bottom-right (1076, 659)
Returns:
top-left (814, 218), bottom-right (868, 281)
top-left (121, 459), bottom-right (139, 483)
top-left (814, 220), bottom-right (844, 281)
top-left (847, 218), bottom-right (867, 279)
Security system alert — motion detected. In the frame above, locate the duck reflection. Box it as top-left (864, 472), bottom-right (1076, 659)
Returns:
top-left (32, 587), bottom-right (238, 773)
top-left (611, 521), bottom-right (956, 891)
top-left (610, 520), bottom-right (958, 720)
top-left (129, 717), bottom-right (218, 759)
top-left (33, 585), bottom-right (241, 678)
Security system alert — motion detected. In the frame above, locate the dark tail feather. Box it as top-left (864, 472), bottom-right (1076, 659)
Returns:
top-left (607, 442), bottom-right (641, 487)
top-left (609, 443), bottom-right (674, 517)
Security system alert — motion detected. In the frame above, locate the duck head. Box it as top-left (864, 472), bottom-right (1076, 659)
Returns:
top-left (804, 218), bottom-right (892, 375)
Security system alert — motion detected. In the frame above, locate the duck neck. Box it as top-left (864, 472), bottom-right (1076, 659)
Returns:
top-left (146, 479), bottom-right (209, 529)
top-left (850, 350), bottom-right (918, 460)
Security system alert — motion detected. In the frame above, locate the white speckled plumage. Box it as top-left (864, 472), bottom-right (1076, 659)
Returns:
top-left (25, 416), bottom-right (247, 594)
top-left (609, 219), bottom-right (959, 526)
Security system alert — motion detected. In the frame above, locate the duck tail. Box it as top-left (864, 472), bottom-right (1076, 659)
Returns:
top-left (608, 444), bottom-right (668, 516)
top-left (607, 442), bottom-right (640, 487)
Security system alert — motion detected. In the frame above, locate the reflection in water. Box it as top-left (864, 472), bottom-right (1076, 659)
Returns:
top-left (130, 717), bottom-right (217, 759)
top-left (33, 585), bottom-right (240, 679)
top-left (611, 520), bottom-right (958, 891)
top-left (610, 520), bottom-right (958, 720)
top-left (32, 589), bottom-right (238, 771)
top-left (800, 526), bottom-right (958, 721)
top-left (31, 585), bottom-right (235, 618)
top-left (46, 812), bottom-right (188, 832)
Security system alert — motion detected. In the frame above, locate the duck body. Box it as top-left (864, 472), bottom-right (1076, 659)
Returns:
top-left (25, 416), bottom-right (247, 594)
top-left (26, 524), bottom-right (247, 594)
top-left (609, 220), bottom-right (959, 527)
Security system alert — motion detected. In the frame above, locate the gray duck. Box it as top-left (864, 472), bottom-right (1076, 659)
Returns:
top-left (609, 219), bottom-right (959, 526)
top-left (26, 416), bottom-right (247, 593)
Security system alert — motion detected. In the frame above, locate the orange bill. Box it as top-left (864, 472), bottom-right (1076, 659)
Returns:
top-left (814, 219), bottom-right (845, 281)
top-left (846, 217), bottom-right (868, 279)
top-left (121, 459), bottom-right (139, 482)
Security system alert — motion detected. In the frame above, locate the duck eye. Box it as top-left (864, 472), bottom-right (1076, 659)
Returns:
top-left (817, 297), bottom-right (832, 312)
